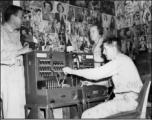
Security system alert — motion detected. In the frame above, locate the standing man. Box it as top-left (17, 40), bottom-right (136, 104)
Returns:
top-left (1, 5), bottom-right (32, 118)
top-left (63, 37), bottom-right (143, 118)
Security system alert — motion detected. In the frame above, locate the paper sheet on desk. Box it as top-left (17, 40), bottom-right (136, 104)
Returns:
top-left (53, 108), bottom-right (63, 118)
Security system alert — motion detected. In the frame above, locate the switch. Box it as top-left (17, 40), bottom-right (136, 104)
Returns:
top-left (50, 98), bottom-right (55, 103)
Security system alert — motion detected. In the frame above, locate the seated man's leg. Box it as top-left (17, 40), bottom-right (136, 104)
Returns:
top-left (81, 94), bottom-right (138, 118)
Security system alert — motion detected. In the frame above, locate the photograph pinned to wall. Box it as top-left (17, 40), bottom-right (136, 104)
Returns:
top-left (20, 1), bottom-right (30, 11)
top-left (88, 0), bottom-right (101, 11)
top-left (22, 9), bottom-right (31, 27)
top-left (109, 15), bottom-right (117, 36)
top-left (54, 2), bottom-right (66, 34)
top-left (102, 13), bottom-right (111, 28)
top-left (20, 26), bottom-right (34, 45)
top-left (117, 28), bottom-right (127, 39)
top-left (30, 6), bottom-right (43, 23)
top-left (132, 24), bottom-right (141, 38)
top-left (140, 0), bottom-right (151, 10)
top-left (100, 0), bottom-right (115, 16)
top-left (66, 34), bottom-right (77, 51)
top-left (124, 0), bottom-right (134, 14)
top-left (35, 31), bottom-right (45, 51)
top-left (115, 16), bottom-right (124, 30)
top-left (74, 21), bottom-right (80, 36)
top-left (142, 7), bottom-right (151, 25)
top-left (138, 35), bottom-right (148, 52)
top-left (30, 21), bottom-right (40, 32)
top-left (146, 35), bottom-right (151, 52)
top-left (147, 20), bottom-right (152, 35)
top-left (69, 0), bottom-right (88, 8)
top-left (39, 20), bottom-right (56, 34)
top-left (58, 34), bottom-right (66, 52)
top-left (140, 23), bottom-right (149, 35)
top-left (89, 10), bottom-right (98, 24)
top-left (45, 33), bottom-right (55, 51)
top-left (129, 37), bottom-right (139, 60)
top-left (66, 4), bottom-right (75, 22)
top-left (66, 20), bottom-right (71, 34)
top-left (121, 38), bottom-right (127, 54)
top-left (132, 10), bottom-right (141, 25)
top-left (70, 21), bottom-right (75, 35)
top-left (75, 7), bottom-right (84, 22)
top-left (78, 36), bottom-right (91, 52)
top-left (125, 27), bottom-right (132, 39)
top-left (78, 22), bottom-right (88, 37)
top-left (95, 11), bottom-right (102, 25)
top-left (82, 8), bottom-right (89, 23)
top-left (132, 0), bottom-right (141, 11)
top-left (42, 1), bottom-right (55, 21)
top-left (124, 12), bottom-right (133, 28)
top-left (114, 1), bottom-right (125, 17)
top-left (44, 33), bottom-right (60, 52)
top-left (29, 1), bottom-right (42, 8)
top-left (53, 1), bottom-right (66, 14)
top-left (87, 9), bottom-right (93, 24)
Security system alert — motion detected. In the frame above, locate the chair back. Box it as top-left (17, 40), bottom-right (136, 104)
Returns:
top-left (136, 79), bottom-right (151, 118)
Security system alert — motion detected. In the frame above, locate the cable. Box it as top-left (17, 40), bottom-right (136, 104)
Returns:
top-left (49, 69), bottom-right (61, 88)
top-left (50, 104), bottom-right (54, 119)
top-left (61, 75), bottom-right (67, 88)
top-left (105, 86), bottom-right (114, 102)
top-left (86, 98), bottom-right (90, 109)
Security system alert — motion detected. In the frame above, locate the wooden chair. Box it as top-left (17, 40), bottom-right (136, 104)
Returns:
top-left (105, 79), bottom-right (151, 119)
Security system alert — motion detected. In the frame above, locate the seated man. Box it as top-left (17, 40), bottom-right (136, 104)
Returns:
top-left (63, 37), bottom-right (143, 118)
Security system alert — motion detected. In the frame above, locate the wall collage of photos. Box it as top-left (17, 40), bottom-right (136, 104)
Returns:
top-left (115, 1), bottom-right (152, 60)
top-left (20, 0), bottom-right (117, 53)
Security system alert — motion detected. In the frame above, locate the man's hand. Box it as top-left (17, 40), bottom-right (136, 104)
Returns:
top-left (17, 44), bottom-right (33, 56)
top-left (81, 81), bottom-right (94, 86)
top-left (62, 67), bottom-right (73, 75)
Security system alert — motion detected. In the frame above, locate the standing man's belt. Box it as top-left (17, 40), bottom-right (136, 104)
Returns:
top-left (0, 63), bottom-right (9, 66)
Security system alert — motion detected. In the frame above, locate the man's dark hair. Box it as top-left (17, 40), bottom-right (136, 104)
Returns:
top-left (57, 3), bottom-right (64, 13)
top-left (102, 37), bottom-right (122, 52)
top-left (43, 1), bottom-right (53, 11)
top-left (4, 5), bottom-right (23, 22)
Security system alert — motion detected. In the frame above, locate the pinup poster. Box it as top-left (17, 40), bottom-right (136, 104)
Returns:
top-left (102, 13), bottom-right (111, 28)
top-left (124, 0), bottom-right (134, 14)
top-left (140, 0), bottom-right (151, 10)
top-left (66, 4), bottom-right (75, 22)
top-left (70, 0), bottom-right (88, 8)
top-left (132, 1), bottom-right (140, 11)
top-left (115, 15), bottom-right (125, 30)
top-left (124, 12), bottom-right (133, 28)
top-left (132, 10), bottom-right (143, 25)
top-left (100, 0), bottom-right (115, 16)
top-left (114, 1), bottom-right (125, 17)
top-left (132, 24), bottom-right (141, 38)
top-left (142, 7), bottom-right (151, 24)
top-left (88, 0), bottom-right (101, 11)
top-left (20, 26), bottom-right (33, 44)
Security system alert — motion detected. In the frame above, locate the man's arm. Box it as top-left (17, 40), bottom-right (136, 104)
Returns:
top-left (1, 32), bottom-right (32, 65)
top-left (72, 59), bottom-right (122, 80)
